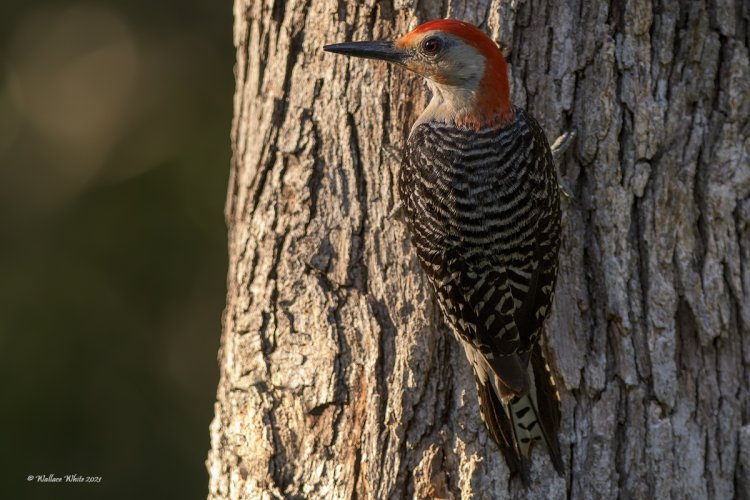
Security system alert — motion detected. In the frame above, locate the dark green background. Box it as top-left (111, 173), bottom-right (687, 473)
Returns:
top-left (1, 1), bottom-right (233, 498)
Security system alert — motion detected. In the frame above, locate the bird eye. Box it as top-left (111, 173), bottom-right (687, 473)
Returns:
top-left (422, 37), bottom-right (442, 54)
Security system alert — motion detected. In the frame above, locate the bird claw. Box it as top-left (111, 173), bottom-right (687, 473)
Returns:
top-left (558, 182), bottom-right (574, 201)
top-left (551, 128), bottom-right (577, 201)
top-left (550, 128), bottom-right (576, 163)
top-left (389, 201), bottom-right (405, 221)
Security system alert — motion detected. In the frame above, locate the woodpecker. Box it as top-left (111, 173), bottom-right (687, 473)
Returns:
top-left (325, 20), bottom-right (564, 483)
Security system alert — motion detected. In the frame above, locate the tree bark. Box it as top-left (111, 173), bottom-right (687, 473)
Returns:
top-left (208, 1), bottom-right (750, 498)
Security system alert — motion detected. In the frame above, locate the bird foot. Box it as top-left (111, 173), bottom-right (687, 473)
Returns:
top-left (551, 128), bottom-right (577, 201)
top-left (550, 128), bottom-right (577, 163)
top-left (388, 201), bottom-right (405, 221)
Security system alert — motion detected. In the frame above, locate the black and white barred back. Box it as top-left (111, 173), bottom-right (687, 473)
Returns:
top-left (399, 107), bottom-right (564, 482)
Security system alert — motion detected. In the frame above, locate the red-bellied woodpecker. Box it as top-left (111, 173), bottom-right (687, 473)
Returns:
top-left (325, 20), bottom-right (564, 484)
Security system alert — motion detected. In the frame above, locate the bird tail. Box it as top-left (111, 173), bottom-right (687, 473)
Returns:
top-left (475, 344), bottom-right (564, 485)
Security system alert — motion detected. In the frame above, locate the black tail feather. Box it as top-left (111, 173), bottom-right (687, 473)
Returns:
top-left (475, 377), bottom-right (531, 486)
top-left (474, 344), bottom-right (564, 485)
top-left (530, 343), bottom-right (564, 475)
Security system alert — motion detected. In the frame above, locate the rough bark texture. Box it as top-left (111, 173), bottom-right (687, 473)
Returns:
top-left (208, 1), bottom-right (750, 498)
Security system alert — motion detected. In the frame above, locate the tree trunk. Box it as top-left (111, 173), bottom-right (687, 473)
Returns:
top-left (207, 1), bottom-right (750, 498)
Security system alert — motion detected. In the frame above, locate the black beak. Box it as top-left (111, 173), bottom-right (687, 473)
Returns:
top-left (323, 41), bottom-right (408, 65)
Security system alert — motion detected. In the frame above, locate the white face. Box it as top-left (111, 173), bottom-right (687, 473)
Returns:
top-left (397, 31), bottom-right (486, 90)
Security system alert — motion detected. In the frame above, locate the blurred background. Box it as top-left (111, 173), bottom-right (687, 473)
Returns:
top-left (0, 1), bottom-right (232, 498)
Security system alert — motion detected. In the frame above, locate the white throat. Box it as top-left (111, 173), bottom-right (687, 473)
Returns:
top-left (411, 80), bottom-right (481, 135)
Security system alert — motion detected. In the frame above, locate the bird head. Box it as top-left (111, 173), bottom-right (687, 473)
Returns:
top-left (324, 20), bottom-right (513, 130)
